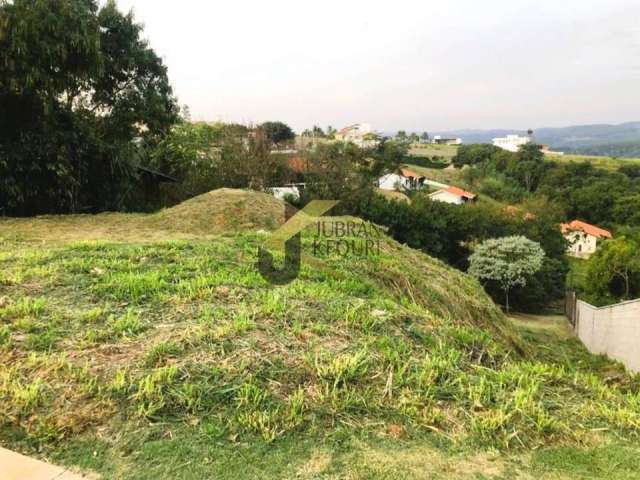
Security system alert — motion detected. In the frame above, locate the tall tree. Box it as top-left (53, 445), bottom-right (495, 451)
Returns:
top-left (260, 121), bottom-right (295, 146)
top-left (468, 236), bottom-right (545, 312)
top-left (508, 144), bottom-right (547, 192)
top-left (585, 236), bottom-right (640, 303)
top-left (0, 0), bottom-right (179, 215)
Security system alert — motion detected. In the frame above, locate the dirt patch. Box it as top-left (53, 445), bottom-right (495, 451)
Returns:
top-left (296, 450), bottom-right (332, 478)
top-left (356, 443), bottom-right (536, 479)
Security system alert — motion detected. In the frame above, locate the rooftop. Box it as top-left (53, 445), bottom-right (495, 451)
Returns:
top-left (444, 185), bottom-right (476, 199)
top-left (561, 220), bottom-right (613, 239)
top-left (399, 167), bottom-right (425, 180)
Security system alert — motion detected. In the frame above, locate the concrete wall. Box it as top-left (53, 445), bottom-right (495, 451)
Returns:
top-left (574, 298), bottom-right (640, 372)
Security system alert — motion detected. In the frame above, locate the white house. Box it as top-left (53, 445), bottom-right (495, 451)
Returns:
top-left (541, 145), bottom-right (565, 156)
top-left (270, 184), bottom-right (303, 201)
top-left (335, 124), bottom-right (379, 148)
top-left (428, 186), bottom-right (476, 205)
top-left (492, 134), bottom-right (531, 153)
top-left (561, 220), bottom-right (612, 258)
top-left (378, 168), bottom-right (426, 191)
top-left (432, 135), bottom-right (462, 145)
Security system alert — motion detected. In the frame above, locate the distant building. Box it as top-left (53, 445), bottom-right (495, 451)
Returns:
top-left (270, 184), bottom-right (304, 201)
top-left (540, 145), bottom-right (565, 156)
top-left (492, 134), bottom-right (531, 152)
top-left (335, 124), bottom-right (379, 148)
top-left (378, 168), bottom-right (426, 191)
top-left (432, 135), bottom-right (462, 145)
top-left (561, 220), bottom-right (612, 258)
top-left (428, 186), bottom-right (476, 205)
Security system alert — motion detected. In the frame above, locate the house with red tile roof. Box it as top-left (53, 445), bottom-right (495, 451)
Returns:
top-left (561, 220), bottom-right (612, 258)
top-left (378, 168), bottom-right (426, 191)
top-left (428, 185), bottom-right (477, 205)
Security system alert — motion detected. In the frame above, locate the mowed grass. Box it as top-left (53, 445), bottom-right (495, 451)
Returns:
top-left (403, 164), bottom-right (501, 206)
top-left (1, 195), bottom-right (640, 478)
top-left (546, 153), bottom-right (640, 171)
top-left (0, 188), bottom-right (289, 244)
top-left (404, 164), bottom-right (464, 185)
top-left (408, 143), bottom-right (459, 160)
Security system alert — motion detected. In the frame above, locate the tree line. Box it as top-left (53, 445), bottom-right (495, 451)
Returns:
top-left (453, 144), bottom-right (640, 229)
top-left (453, 143), bottom-right (640, 306)
top-left (0, 0), bottom-right (179, 216)
top-left (0, 1), bottom-right (299, 217)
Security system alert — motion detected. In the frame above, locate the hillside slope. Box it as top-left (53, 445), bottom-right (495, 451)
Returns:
top-left (0, 188), bottom-right (291, 243)
top-left (1, 189), bottom-right (639, 479)
top-left (430, 121), bottom-right (640, 157)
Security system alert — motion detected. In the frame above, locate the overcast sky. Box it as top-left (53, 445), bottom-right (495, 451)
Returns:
top-left (113, 0), bottom-right (640, 133)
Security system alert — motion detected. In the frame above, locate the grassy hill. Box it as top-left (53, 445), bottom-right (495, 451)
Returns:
top-left (403, 164), bottom-right (463, 185)
top-left (1, 189), bottom-right (640, 479)
top-left (546, 153), bottom-right (640, 171)
top-left (429, 121), bottom-right (640, 158)
top-left (408, 144), bottom-right (458, 161)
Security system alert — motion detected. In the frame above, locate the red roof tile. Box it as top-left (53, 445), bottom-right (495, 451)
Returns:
top-left (561, 220), bottom-right (612, 239)
top-left (444, 185), bottom-right (476, 199)
top-left (399, 168), bottom-right (424, 180)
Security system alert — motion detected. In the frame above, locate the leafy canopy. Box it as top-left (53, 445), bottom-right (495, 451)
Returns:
top-left (585, 236), bottom-right (640, 305)
top-left (468, 236), bottom-right (545, 311)
top-left (260, 121), bottom-right (295, 145)
top-left (0, 0), bottom-right (179, 215)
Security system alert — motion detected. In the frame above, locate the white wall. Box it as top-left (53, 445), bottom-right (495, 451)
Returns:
top-left (565, 231), bottom-right (598, 258)
top-left (429, 190), bottom-right (464, 205)
top-left (378, 174), bottom-right (408, 191)
top-left (271, 186), bottom-right (300, 201)
top-left (574, 298), bottom-right (640, 373)
top-left (492, 135), bottom-right (531, 152)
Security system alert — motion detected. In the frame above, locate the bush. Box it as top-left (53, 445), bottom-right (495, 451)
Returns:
top-left (479, 176), bottom-right (526, 203)
top-left (452, 144), bottom-right (501, 168)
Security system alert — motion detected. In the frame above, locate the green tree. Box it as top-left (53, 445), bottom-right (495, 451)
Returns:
top-left (452, 144), bottom-right (501, 168)
top-left (619, 164), bottom-right (640, 179)
top-left (507, 144), bottom-right (547, 192)
top-left (260, 121), bottom-right (295, 146)
top-left (148, 122), bottom-right (225, 195)
top-left (585, 236), bottom-right (640, 303)
top-left (0, 0), bottom-right (179, 215)
top-left (299, 138), bottom-right (405, 208)
top-left (613, 195), bottom-right (640, 225)
top-left (468, 236), bottom-right (545, 312)
top-left (395, 131), bottom-right (408, 143)
top-left (149, 122), bottom-right (292, 200)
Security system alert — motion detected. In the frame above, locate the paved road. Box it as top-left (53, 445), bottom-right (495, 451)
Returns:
top-left (0, 447), bottom-right (95, 480)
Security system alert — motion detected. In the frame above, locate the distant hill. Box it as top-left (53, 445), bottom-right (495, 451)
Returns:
top-left (397, 121), bottom-right (640, 158)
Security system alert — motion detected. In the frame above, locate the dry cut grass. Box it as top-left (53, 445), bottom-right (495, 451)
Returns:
top-left (0, 188), bottom-right (291, 244)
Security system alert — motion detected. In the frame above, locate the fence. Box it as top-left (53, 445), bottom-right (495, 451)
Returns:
top-left (566, 292), bottom-right (640, 373)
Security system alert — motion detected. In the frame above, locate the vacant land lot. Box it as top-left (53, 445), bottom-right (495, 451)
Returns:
top-left (408, 143), bottom-right (459, 160)
top-left (547, 153), bottom-right (640, 171)
top-left (1, 190), bottom-right (640, 479)
top-left (404, 164), bottom-right (464, 185)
